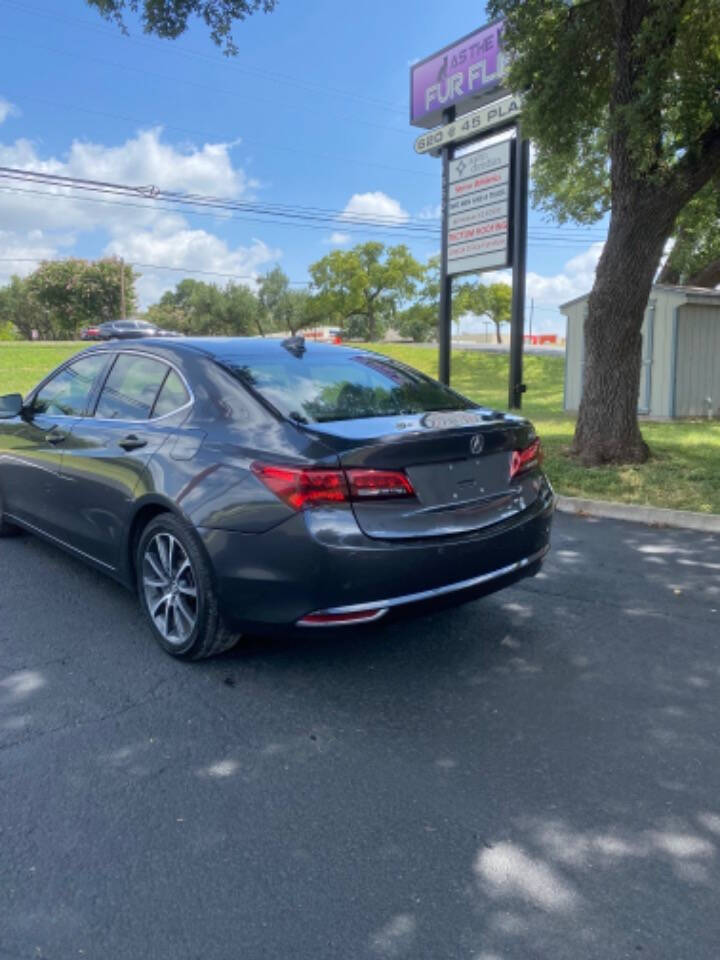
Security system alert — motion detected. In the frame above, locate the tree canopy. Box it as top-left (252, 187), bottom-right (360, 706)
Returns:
top-left (309, 242), bottom-right (424, 341)
top-left (0, 258), bottom-right (136, 340)
top-left (455, 281), bottom-right (512, 344)
top-left (490, 0), bottom-right (720, 463)
top-left (147, 277), bottom-right (260, 335)
top-left (493, 0), bottom-right (720, 227)
top-left (86, 0), bottom-right (278, 53)
top-left (658, 180), bottom-right (720, 287)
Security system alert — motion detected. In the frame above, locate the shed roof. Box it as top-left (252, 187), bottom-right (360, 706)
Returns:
top-left (560, 283), bottom-right (720, 312)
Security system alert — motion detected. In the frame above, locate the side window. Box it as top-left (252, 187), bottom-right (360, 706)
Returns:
top-left (152, 370), bottom-right (190, 418)
top-left (95, 355), bottom-right (169, 420)
top-left (33, 354), bottom-right (108, 417)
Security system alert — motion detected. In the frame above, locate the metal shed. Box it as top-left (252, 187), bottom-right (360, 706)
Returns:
top-left (561, 284), bottom-right (720, 419)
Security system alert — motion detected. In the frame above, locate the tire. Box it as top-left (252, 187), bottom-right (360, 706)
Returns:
top-left (136, 513), bottom-right (238, 660)
top-left (0, 489), bottom-right (20, 538)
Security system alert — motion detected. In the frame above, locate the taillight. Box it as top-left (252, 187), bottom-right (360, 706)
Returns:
top-left (346, 468), bottom-right (414, 499)
top-left (251, 463), bottom-right (348, 510)
top-left (251, 462), bottom-right (415, 510)
top-left (510, 438), bottom-right (542, 480)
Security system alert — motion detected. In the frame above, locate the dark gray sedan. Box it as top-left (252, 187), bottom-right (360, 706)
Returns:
top-left (81, 319), bottom-right (181, 341)
top-left (0, 338), bottom-right (554, 659)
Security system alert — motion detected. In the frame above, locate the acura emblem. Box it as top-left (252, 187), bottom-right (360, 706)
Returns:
top-left (470, 434), bottom-right (484, 455)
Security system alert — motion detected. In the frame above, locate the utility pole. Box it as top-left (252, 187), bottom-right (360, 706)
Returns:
top-left (438, 105), bottom-right (455, 386)
top-left (529, 297), bottom-right (534, 340)
top-left (120, 257), bottom-right (126, 320)
top-left (508, 133), bottom-right (530, 409)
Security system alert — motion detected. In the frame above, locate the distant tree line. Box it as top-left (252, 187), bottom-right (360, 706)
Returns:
top-left (0, 258), bottom-right (137, 340)
top-left (0, 245), bottom-right (515, 343)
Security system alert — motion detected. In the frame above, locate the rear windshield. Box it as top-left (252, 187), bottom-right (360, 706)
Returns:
top-left (221, 352), bottom-right (473, 423)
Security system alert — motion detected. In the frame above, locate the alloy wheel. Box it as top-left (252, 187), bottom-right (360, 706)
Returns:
top-left (142, 532), bottom-right (198, 645)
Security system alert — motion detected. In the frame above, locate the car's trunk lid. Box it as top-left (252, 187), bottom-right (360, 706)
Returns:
top-left (304, 409), bottom-right (537, 539)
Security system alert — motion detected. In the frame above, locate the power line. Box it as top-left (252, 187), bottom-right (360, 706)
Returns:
top-left (0, 166), bottom-right (609, 245)
top-left (0, 182), bottom-right (604, 251)
top-left (0, 182), bottom-right (441, 243)
top-left (0, 256), bottom-right (311, 285)
top-left (0, 167), bottom-right (437, 230)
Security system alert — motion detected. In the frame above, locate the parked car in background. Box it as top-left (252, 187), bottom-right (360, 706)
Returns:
top-left (0, 337), bottom-right (554, 660)
top-left (81, 319), bottom-right (181, 341)
top-left (80, 324), bottom-right (104, 341)
top-left (302, 326), bottom-right (343, 344)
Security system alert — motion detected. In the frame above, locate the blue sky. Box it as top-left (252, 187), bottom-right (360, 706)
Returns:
top-left (0, 0), bottom-right (607, 332)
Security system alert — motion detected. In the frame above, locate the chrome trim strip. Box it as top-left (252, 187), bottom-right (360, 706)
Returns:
top-left (87, 348), bottom-right (195, 423)
top-left (296, 608), bottom-right (388, 628)
top-left (90, 397), bottom-right (194, 425)
top-left (25, 348), bottom-right (194, 424)
top-left (4, 513), bottom-right (116, 571)
top-left (301, 545), bottom-right (550, 619)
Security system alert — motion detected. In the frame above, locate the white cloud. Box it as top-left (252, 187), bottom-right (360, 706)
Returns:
top-left (458, 242), bottom-right (605, 336)
top-left (64, 128), bottom-right (251, 198)
top-left (0, 97), bottom-right (19, 125)
top-left (325, 231), bottom-right (351, 246)
top-left (341, 191), bottom-right (408, 224)
top-left (0, 128), bottom-right (254, 238)
top-left (482, 242), bottom-right (604, 308)
top-left (0, 126), bottom-right (278, 306)
top-left (417, 203), bottom-right (441, 221)
top-left (0, 229), bottom-right (74, 285)
top-left (105, 225), bottom-right (281, 304)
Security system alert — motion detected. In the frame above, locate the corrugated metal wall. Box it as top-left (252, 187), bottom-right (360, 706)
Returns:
top-left (562, 288), bottom-right (704, 418)
top-left (675, 305), bottom-right (720, 417)
top-left (563, 301), bottom-right (585, 411)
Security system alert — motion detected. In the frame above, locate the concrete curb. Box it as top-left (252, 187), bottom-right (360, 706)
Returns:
top-left (555, 495), bottom-right (720, 533)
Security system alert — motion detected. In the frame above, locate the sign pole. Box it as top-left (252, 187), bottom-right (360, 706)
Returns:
top-left (438, 106), bottom-right (455, 386)
top-left (509, 132), bottom-right (529, 409)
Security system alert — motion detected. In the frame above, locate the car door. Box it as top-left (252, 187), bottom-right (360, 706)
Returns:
top-left (58, 352), bottom-right (192, 568)
top-left (0, 353), bottom-right (110, 539)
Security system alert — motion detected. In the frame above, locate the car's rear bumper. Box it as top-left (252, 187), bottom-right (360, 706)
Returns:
top-left (296, 543), bottom-right (549, 626)
top-left (198, 482), bottom-right (554, 632)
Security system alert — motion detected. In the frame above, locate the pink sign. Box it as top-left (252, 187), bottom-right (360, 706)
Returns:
top-left (410, 21), bottom-right (506, 129)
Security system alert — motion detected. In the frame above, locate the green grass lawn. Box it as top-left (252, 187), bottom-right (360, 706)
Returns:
top-left (365, 343), bottom-right (720, 515)
top-left (0, 341), bottom-right (86, 395)
top-left (2, 339), bottom-right (719, 514)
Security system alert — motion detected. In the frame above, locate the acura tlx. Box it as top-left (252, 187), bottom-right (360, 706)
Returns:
top-left (0, 337), bottom-right (553, 659)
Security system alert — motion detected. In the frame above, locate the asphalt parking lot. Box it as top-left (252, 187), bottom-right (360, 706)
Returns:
top-left (2, 513), bottom-right (720, 960)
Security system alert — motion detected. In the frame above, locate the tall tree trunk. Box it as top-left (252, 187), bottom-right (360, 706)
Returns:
top-left (494, 322), bottom-right (502, 344)
top-left (572, 192), bottom-right (674, 464)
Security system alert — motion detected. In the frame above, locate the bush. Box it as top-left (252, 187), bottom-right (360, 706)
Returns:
top-left (395, 304), bottom-right (436, 342)
top-left (0, 321), bottom-right (18, 341)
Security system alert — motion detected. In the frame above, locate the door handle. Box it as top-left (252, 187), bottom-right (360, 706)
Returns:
top-left (119, 434), bottom-right (147, 452)
top-left (45, 430), bottom-right (66, 446)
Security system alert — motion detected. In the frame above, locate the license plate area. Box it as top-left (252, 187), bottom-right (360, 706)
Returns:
top-left (406, 452), bottom-right (511, 508)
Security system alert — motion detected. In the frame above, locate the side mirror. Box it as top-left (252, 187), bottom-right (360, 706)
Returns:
top-left (0, 393), bottom-right (23, 419)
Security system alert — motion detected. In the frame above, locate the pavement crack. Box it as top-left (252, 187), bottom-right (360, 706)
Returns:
top-left (0, 679), bottom-right (175, 754)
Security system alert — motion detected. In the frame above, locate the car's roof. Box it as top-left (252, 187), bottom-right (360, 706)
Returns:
top-left (84, 336), bottom-right (372, 361)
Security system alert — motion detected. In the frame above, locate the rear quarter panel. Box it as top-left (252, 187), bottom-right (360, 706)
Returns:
top-left (136, 355), bottom-right (338, 534)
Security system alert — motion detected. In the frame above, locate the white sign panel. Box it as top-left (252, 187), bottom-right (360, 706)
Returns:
top-left (448, 216), bottom-right (508, 247)
top-left (449, 140), bottom-right (510, 183)
top-left (414, 95), bottom-right (522, 155)
top-left (448, 199), bottom-right (507, 231)
top-left (445, 137), bottom-right (513, 276)
top-left (448, 184), bottom-right (509, 222)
